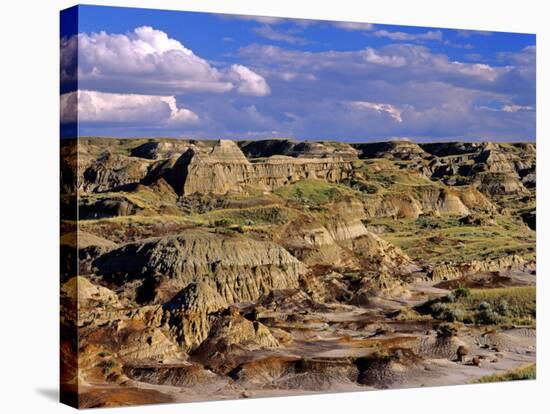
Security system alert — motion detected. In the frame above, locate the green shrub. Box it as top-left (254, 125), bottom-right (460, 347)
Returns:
top-left (421, 286), bottom-right (535, 327)
top-left (476, 308), bottom-right (502, 325)
top-left (430, 302), bottom-right (449, 318)
top-left (213, 218), bottom-right (233, 227)
top-left (453, 287), bottom-right (471, 299)
top-left (496, 299), bottom-right (510, 316)
top-left (445, 308), bottom-right (465, 322)
top-left (478, 301), bottom-right (491, 311)
top-left (430, 303), bottom-right (463, 322)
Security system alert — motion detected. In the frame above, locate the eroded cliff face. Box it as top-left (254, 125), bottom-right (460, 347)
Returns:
top-left (167, 141), bottom-right (253, 195)
top-left (277, 198), bottom-right (412, 274)
top-left (430, 255), bottom-right (532, 281)
top-left (167, 140), bottom-right (355, 196)
top-left (427, 141), bottom-right (535, 190)
top-left (93, 230), bottom-right (305, 306)
top-left (161, 282), bottom-right (229, 350)
top-left (478, 173), bottom-right (529, 196)
top-left (250, 156), bottom-right (354, 191)
top-left (194, 308), bottom-right (280, 369)
top-left (364, 187), bottom-right (472, 219)
top-left (240, 139), bottom-right (359, 161)
top-left (352, 140), bottom-right (429, 161)
top-left (81, 152), bottom-right (152, 193)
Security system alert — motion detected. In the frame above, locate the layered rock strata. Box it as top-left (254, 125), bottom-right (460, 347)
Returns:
top-left (167, 140), bottom-right (354, 195)
top-left (93, 230), bottom-right (306, 305)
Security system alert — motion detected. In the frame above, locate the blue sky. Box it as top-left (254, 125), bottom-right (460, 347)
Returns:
top-left (61, 5), bottom-right (536, 141)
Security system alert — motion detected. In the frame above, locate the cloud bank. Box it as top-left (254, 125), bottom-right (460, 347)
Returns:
top-left (63, 23), bottom-right (535, 141)
top-left (61, 90), bottom-right (198, 124)
top-left (70, 26), bottom-right (270, 97)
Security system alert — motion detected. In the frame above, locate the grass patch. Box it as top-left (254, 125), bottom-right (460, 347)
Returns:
top-left (467, 287), bottom-right (536, 320)
top-left (274, 179), bottom-right (359, 206)
top-left (356, 158), bottom-right (440, 190)
top-left (476, 364), bottom-right (536, 383)
top-left (79, 186), bottom-right (169, 212)
top-left (78, 215), bottom-right (197, 243)
top-left (419, 286), bottom-right (536, 326)
top-left (367, 214), bottom-right (535, 264)
top-left (200, 205), bottom-right (295, 227)
top-left (390, 307), bottom-right (433, 322)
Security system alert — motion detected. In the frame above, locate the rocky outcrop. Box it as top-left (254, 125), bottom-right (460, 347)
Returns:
top-left (415, 187), bottom-right (470, 216)
top-left (61, 231), bottom-right (117, 278)
top-left (193, 308), bottom-right (279, 371)
top-left (521, 171), bottom-right (536, 189)
top-left (117, 327), bottom-right (181, 361)
top-left (250, 156), bottom-right (354, 190)
top-left (81, 152), bottom-right (151, 193)
top-left (168, 141), bottom-right (253, 195)
top-left (417, 332), bottom-right (469, 360)
top-left (130, 141), bottom-right (194, 160)
top-left (420, 142), bottom-right (535, 192)
top-left (476, 148), bottom-right (520, 174)
top-left (475, 143), bottom-right (535, 174)
top-left (365, 187), bottom-right (473, 219)
top-left (163, 283), bottom-right (228, 350)
top-left (79, 179), bottom-right (180, 219)
top-left (167, 140), bottom-right (354, 196)
top-left (208, 309), bottom-right (279, 349)
top-left (280, 218), bottom-right (354, 267)
top-left (352, 231), bottom-right (412, 272)
top-left (430, 265), bottom-right (462, 281)
top-left (477, 173), bottom-right (529, 196)
top-left (79, 196), bottom-right (144, 219)
top-left (430, 255), bottom-right (529, 281)
top-left (466, 255), bottom-right (529, 273)
top-left (420, 142), bottom-right (482, 157)
top-left (61, 276), bottom-right (121, 309)
top-left (279, 207), bottom-right (413, 277)
top-left (364, 193), bottom-right (423, 219)
top-left (279, 200), bottom-right (366, 266)
top-left (238, 139), bottom-right (297, 158)
top-left (239, 139), bottom-right (358, 161)
top-left (457, 187), bottom-right (495, 212)
top-left (352, 140), bottom-right (428, 160)
top-left (164, 282), bottom-right (229, 314)
top-left (123, 362), bottom-right (226, 388)
top-left (93, 230), bottom-right (305, 305)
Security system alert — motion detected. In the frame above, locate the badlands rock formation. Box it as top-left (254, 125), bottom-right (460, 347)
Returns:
top-left (93, 231), bottom-right (305, 305)
top-left (61, 138), bottom-right (536, 407)
top-left (167, 140), bottom-right (354, 195)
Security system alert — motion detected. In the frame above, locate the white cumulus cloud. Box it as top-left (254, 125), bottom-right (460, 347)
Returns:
top-left (364, 48), bottom-right (407, 67)
top-left (60, 90), bottom-right (199, 124)
top-left (229, 64), bottom-right (271, 96)
top-left (351, 101), bottom-right (403, 123)
top-left (72, 26), bottom-right (269, 96)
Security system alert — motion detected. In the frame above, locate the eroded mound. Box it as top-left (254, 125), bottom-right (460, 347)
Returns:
top-left (93, 230), bottom-right (305, 304)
